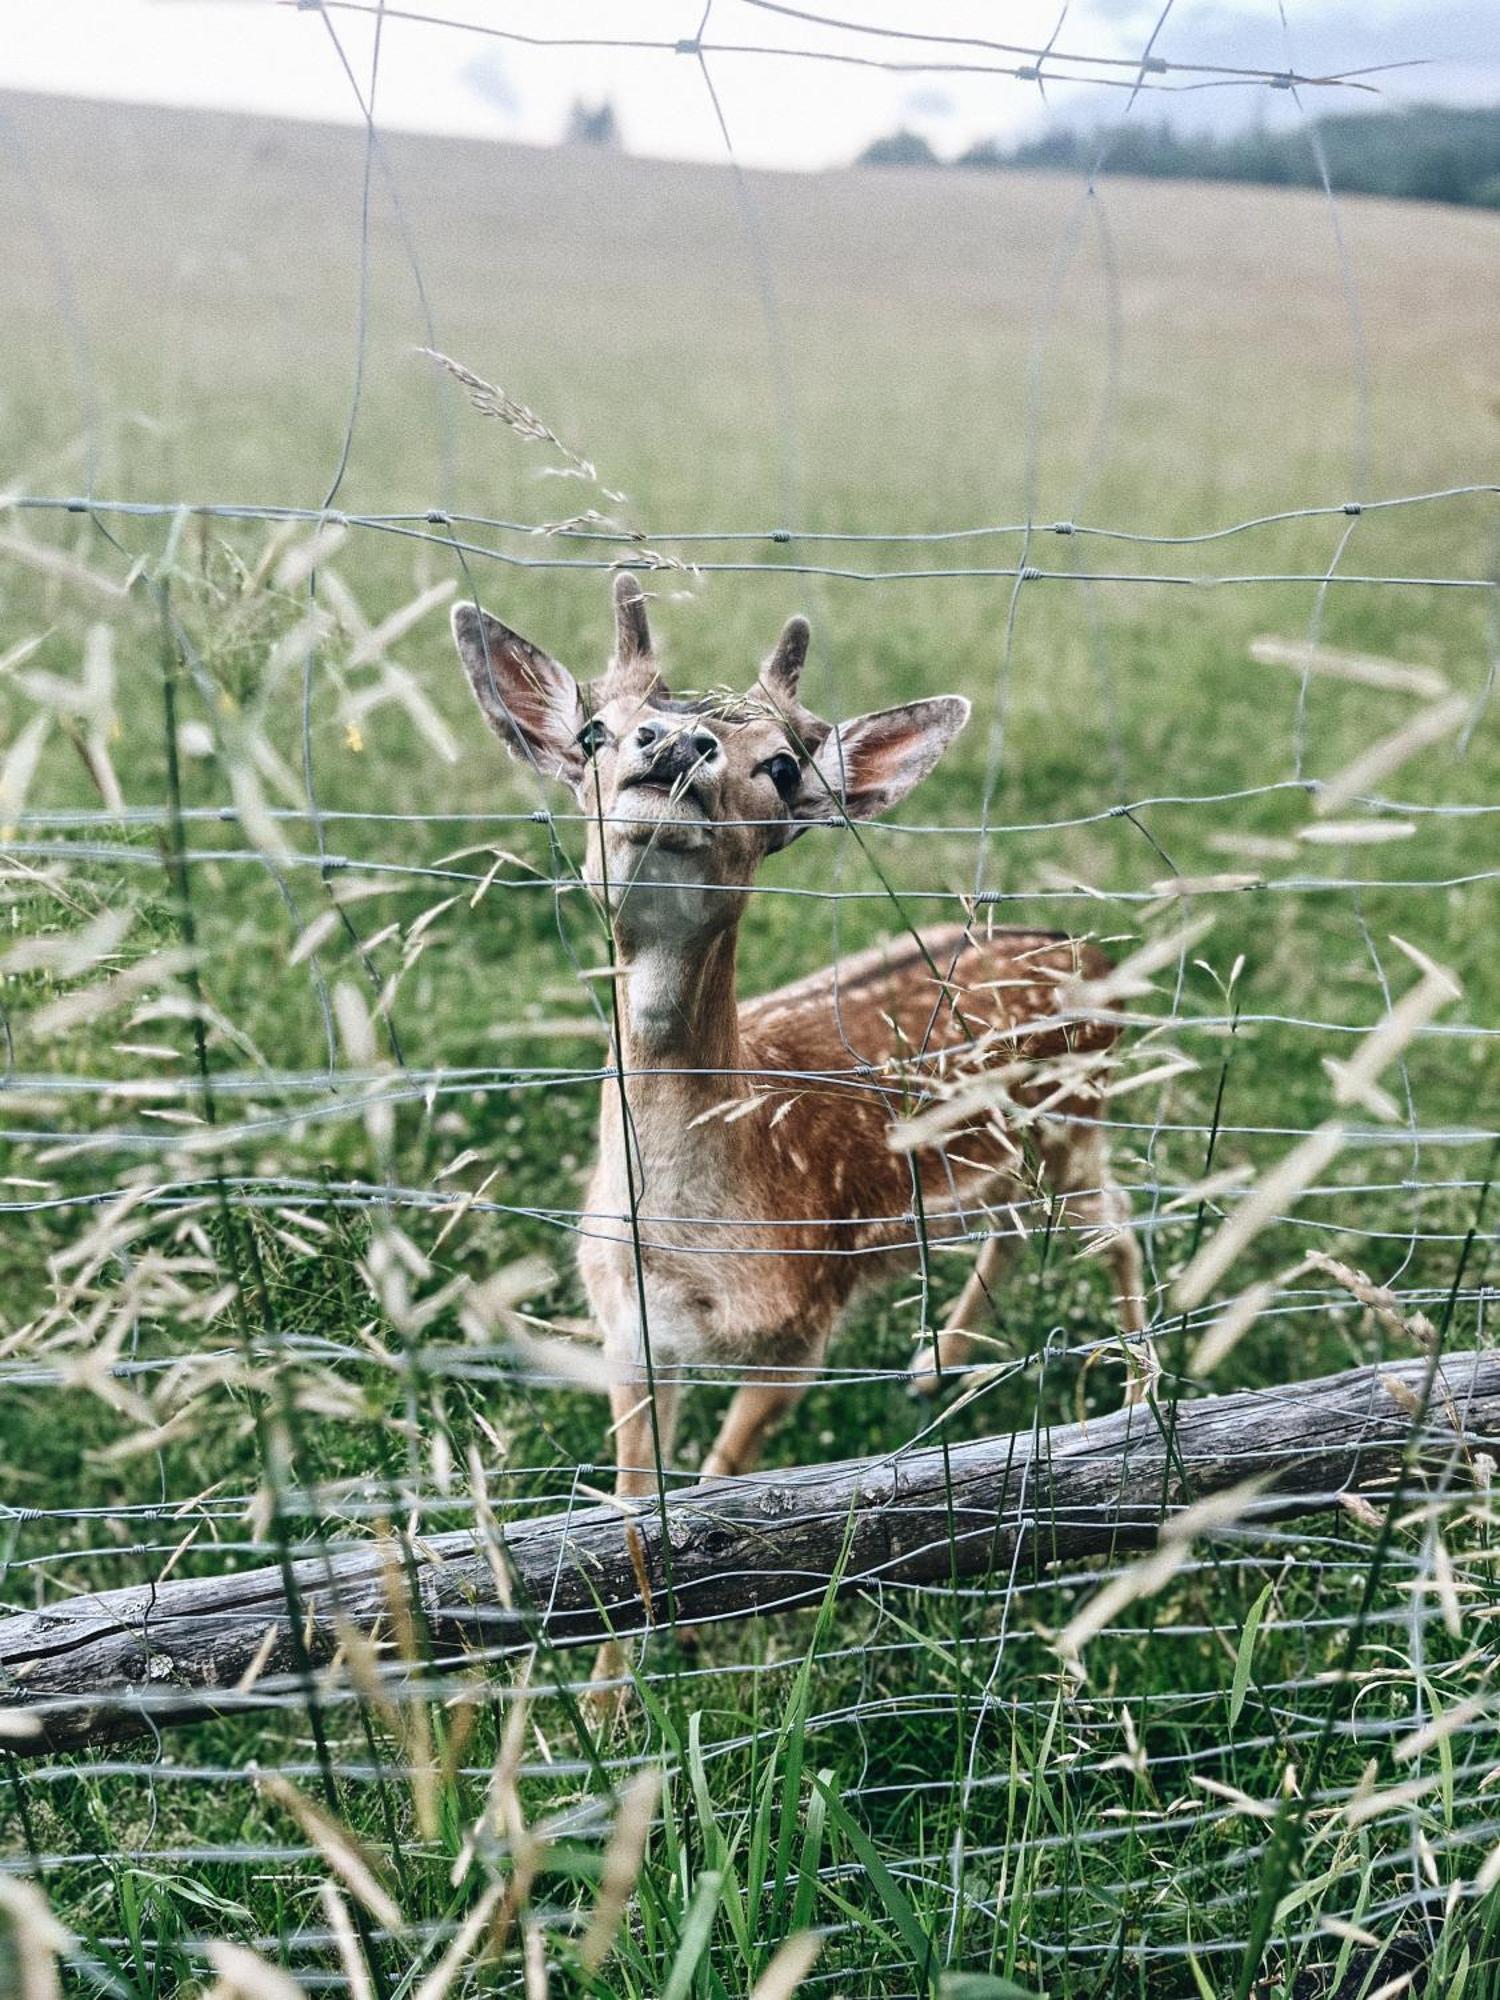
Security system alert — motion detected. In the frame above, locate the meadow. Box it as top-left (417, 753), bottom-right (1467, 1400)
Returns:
top-left (0, 83), bottom-right (1498, 1998)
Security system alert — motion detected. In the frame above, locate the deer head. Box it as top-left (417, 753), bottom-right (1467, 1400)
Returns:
top-left (451, 573), bottom-right (970, 950)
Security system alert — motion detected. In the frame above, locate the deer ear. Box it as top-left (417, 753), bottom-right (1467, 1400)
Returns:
top-left (451, 602), bottom-right (587, 786)
top-left (795, 695), bottom-right (970, 829)
top-left (762, 615), bottom-right (811, 702)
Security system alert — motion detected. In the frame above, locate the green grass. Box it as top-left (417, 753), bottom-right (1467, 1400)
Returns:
top-left (0, 88), bottom-right (1498, 1999)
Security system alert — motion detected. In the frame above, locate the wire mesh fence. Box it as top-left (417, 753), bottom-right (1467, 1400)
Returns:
top-left (0, 5), bottom-right (1498, 1997)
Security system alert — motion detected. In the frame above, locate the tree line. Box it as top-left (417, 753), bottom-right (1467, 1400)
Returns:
top-left (859, 105), bottom-right (1500, 210)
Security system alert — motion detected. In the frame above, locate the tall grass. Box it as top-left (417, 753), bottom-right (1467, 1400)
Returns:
top-left (0, 88), bottom-right (1498, 1998)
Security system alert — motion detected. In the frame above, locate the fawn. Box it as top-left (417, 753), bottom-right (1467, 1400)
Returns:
top-left (450, 573), bottom-right (1150, 1556)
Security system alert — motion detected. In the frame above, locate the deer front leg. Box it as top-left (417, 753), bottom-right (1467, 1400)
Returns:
top-left (588, 1371), bottom-right (681, 1722)
top-left (1100, 1180), bottom-right (1155, 1406)
top-left (1049, 1132), bottom-right (1155, 1406)
top-left (702, 1376), bottom-right (809, 1480)
top-left (909, 1229), bottom-right (1015, 1397)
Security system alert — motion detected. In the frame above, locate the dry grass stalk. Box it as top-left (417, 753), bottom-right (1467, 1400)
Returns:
top-left (1382, 1372), bottom-right (1426, 1423)
top-left (232, 1620), bottom-right (283, 1697)
top-left (750, 1932), bottom-right (824, 2000)
top-left (1364, 1976), bottom-right (1415, 2000)
top-left (1393, 1697), bottom-right (1490, 1765)
top-left (1061, 918), bottom-right (1213, 1011)
top-left (1314, 692), bottom-right (1470, 817)
top-left (503, 1322), bottom-right (620, 1393)
top-left (0, 1877), bottom-right (72, 2000)
top-left (334, 982), bottom-right (396, 1157)
top-left (10, 622), bottom-right (124, 811)
top-left (623, 1519), bottom-right (654, 1620)
top-left (1318, 1916), bottom-right (1383, 1950)
top-left (0, 527), bottom-right (129, 602)
top-left (466, 1445), bottom-right (516, 1615)
top-left (289, 908), bottom-right (342, 967)
top-left (522, 1917), bottom-right (549, 2000)
top-left (1189, 1274), bottom-right (1280, 1374)
top-left (341, 656), bottom-right (460, 764)
top-left (1173, 1122), bottom-right (1347, 1312)
top-left (318, 1885), bottom-right (376, 2000)
top-left (1323, 943), bottom-right (1459, 1117)
top-left (419, 347), bottom-right (622, 500)
top-left (411, 1882), bottom-right (505, 2000)
top-left (1205, 831), bottom-right (1299, 863)
top-left (1057, 1476), bottom-right (1273, 1672)
top-left (0, 632), bottom-right (48, 677)
top-left (1338, 1490), bottom-right (1384, 1531)
top-left (1148, 871), bottom-right (1262, 899)
top-left (1191, 1775), bottom-right (1278, 1821)
top-left (1056, 1545), bottom-right (1188, 1672)
top-left (1250, 635), bottom-right (1451, 699)
top-left (1161, 1163), bottom-right (1256, 1214)
top-left (345, 577), bottom-right (457, 669)
top-left (226, 754), bottom-right (293, 862)
top-left (28, 945), bottom-right (196, 1038)
top-left (1430, 1536), bottom-right (1465, 1638)
top-left (1343, 1772), bottom-right (1442, 1829)
top-left (0, 712), bottom-right (49, 835)
top-left (203, 1941), bottom-right (308, 2000)
top-left (1305, 1249), bottom-right (1437, 1349)
top-left (533, 508), bottom-right (641, 541)
top-left (0, 905), bottom-right (132, 980)
top-left (1298, 819), bottom-right (1415, 845)
top-left (578, 1766), bottom-right (662, 1971)
top-left (271, 522), bottom-right (348, 592)
top-left (256, 1772), bottom-right (404, 1933)
top-left (371, 1536), bottom-right (442, 1840)
top-left (887, 1050), bottom-right (1100, 1155)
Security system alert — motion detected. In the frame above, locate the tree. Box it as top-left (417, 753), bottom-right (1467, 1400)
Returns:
top-left (857, 129), bottom-right (940, 168)
top-left (566, 100), bottom-right (621, 150)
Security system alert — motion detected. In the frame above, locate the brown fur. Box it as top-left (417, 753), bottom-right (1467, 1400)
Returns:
top-left (451, 578), bottom-right (1150, 1697)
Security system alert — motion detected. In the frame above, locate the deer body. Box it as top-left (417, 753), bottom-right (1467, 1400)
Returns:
top-left (449, 577), bottom-right (1150, 1659)
top-left (579, 913), bottom-right (1137, 1487)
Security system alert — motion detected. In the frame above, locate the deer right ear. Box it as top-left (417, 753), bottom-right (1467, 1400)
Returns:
top-left (451, 602), bottom-right (588, 787)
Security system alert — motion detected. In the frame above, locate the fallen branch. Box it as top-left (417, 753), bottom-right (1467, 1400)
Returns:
top-left (1, 1352), bottom-right (1494, 1755)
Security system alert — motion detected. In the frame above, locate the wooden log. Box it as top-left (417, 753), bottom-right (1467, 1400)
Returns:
top-left (1, 1351), bottom-right (1494, 1756)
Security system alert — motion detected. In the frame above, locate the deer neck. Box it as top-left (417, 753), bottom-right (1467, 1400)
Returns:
top-left (613, 922), bottom-right (743, 1080)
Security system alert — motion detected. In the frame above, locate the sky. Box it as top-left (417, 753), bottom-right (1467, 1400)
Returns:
top-left (0, 0), bottom-right (1495, 172)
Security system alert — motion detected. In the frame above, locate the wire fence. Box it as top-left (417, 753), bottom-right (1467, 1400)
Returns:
top-left (1, 4), bottom-right (1498, 1998)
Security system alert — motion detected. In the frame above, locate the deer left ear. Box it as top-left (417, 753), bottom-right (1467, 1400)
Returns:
top-left (451, 601), bottom-right (588, 787)
top-left (792, 695), bottom-right (970, 831)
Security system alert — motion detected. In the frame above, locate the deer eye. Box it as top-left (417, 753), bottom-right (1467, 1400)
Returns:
top-left (575, 717), bottom-right (612, 759)
top-left (763, 752), bottom-right (802, 804)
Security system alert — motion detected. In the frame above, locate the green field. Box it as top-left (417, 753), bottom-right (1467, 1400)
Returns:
top-left (1, 86), bottom-right (1498, 1999)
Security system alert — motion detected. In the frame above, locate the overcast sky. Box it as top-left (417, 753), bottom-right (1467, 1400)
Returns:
top-left (0, 1), bottom-right (1495, 171)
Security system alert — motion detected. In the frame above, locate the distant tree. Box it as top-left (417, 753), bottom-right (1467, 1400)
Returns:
top-left (566, 100), bottom-right (621, 149)
top-left (958, 130), bottom-right (1075, 171)
top-left (904, 105), bottom-right (1500, 212)
top-left (857, 130), bottom-right (940, 168)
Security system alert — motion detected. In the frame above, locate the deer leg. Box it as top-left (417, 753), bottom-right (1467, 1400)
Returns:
top-left (587, 1372), bottom-right (680, 1721)
top-left (1097, 1175), bottom-right (1156, 1406)
top-left (1051, 1134), bottom-right (1155, 1406)
top-left (909, 1228), bottom-right (1015, 1397)
top-left (702, 1377), bottom-right (809, 1480)
top-left (609, 1373), bottom-right (681, 1499)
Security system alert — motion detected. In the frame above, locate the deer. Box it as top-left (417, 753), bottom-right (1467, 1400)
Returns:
top-left (450, 573), bottom-right (1151, 1688)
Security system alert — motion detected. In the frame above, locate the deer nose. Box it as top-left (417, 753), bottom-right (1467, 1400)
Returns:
top-left (633, 720), bottom-right (720, 769)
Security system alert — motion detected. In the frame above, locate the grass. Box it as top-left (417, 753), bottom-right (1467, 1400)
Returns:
top-left (0, 84), bottom-right (1498, 1999)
